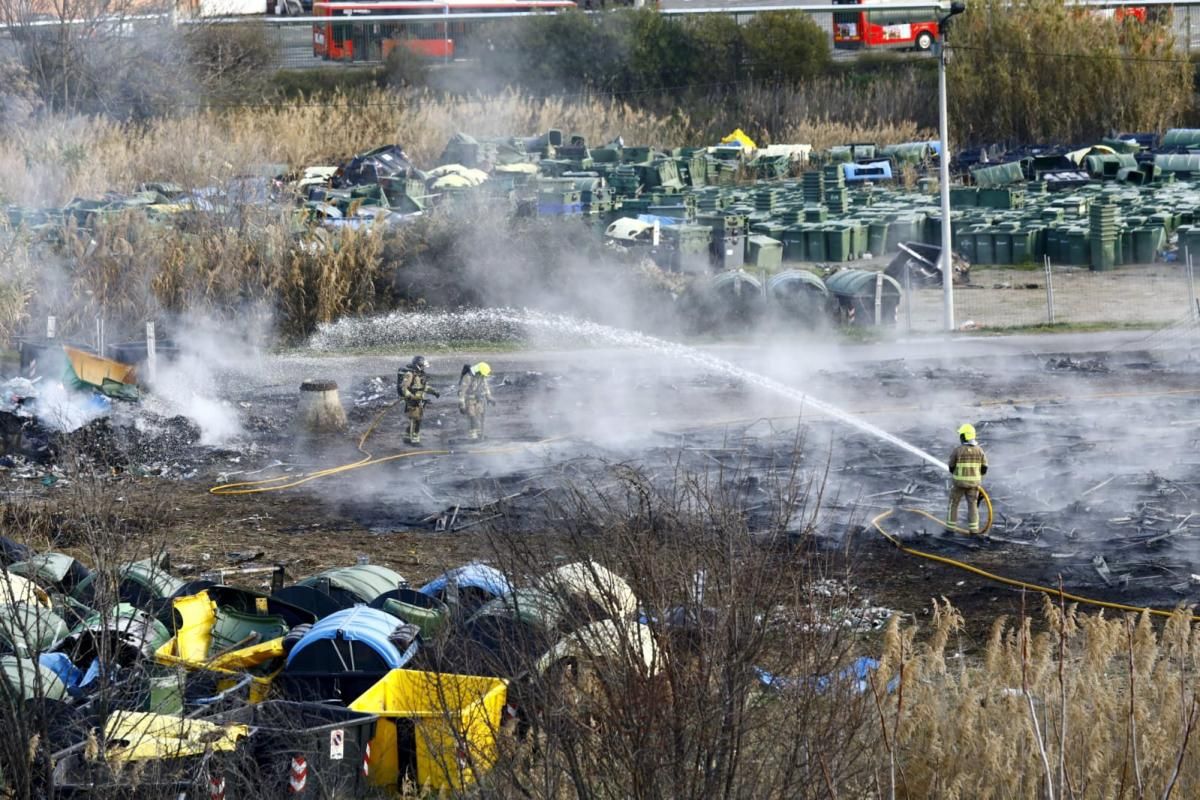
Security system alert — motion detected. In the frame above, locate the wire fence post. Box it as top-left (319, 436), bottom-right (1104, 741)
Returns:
top-left (146, 320), bottom-right (158, 387)
top-left (1044, 256), bottom-right (1056, 325)
top-left (1187, 249), bottom-right (1198, 321)
top-left (903, 265), bottom-right (913, 334)
top-left (874, 270), bottom-right (884, 326)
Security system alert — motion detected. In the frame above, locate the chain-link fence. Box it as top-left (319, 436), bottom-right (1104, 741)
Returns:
top-left (901, 261), bottom-right (1200, 332)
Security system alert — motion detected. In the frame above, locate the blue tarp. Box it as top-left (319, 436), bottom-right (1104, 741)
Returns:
top-left (286, 606), bottom-right (416, 669)
top-left (755, 657), bottom-right (893, 695)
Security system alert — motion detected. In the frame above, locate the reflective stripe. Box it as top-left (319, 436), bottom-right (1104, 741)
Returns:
top-left (954, 463), bottom-right (981, 485)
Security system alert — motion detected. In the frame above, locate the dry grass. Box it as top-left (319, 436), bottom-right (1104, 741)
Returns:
top-left (0, 88), bottom-right (931, 206)
top-left (0, 87), bottom-right (929, 343)
top-left (876, 597), bottom-right (1200, 797)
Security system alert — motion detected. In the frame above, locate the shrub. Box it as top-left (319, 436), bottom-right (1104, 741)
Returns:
top-left (683, 13), bottom-right (744, 87)
top-left (742, 10), bottom-right (832, 84)
top-left (382, 42), bottom-right (430, 89)
top-left (948, 0), bottom-right (1193, 145)
top-left (186, 21), bottom-right (281, 103)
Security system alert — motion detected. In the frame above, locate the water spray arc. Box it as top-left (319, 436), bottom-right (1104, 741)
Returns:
top-left (508, 309), bottom-right (950, 470)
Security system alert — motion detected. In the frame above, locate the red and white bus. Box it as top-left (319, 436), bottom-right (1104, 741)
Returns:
top-left (313, 0), bottom-right (575, 61)
top-left (832, 0), bottom-right (940, 51)
top-left (1089, 5), bottom-right (1148, 22)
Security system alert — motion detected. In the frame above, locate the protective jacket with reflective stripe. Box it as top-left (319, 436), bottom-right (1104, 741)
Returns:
top-left (948, 443), bottom-right (987, 488)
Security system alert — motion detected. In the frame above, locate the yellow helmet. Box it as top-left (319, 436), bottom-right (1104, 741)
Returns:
top-left (957, 423), bottom-right (976, 440)
top-left (473, 362), bottom-right (491, 377)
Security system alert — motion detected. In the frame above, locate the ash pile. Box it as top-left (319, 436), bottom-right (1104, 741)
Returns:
top-left (1, 341), bottom-right (263, 481)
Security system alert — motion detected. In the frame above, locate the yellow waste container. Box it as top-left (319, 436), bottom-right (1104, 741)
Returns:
top-left (154, 591), bottom-right (285, 704)
top-left (349, 668), bottom-right (507, 792)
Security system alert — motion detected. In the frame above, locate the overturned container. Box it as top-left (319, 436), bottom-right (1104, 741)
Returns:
top-left (767, 270), bottom-right (833, 327)
top-left (825, 269), bottom-right (903, 327)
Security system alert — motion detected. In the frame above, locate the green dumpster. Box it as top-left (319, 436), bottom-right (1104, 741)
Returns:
top-left (783, 225), bottom-right (808, 262)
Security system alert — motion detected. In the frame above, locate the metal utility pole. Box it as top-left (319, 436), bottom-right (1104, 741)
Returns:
top-left (937, 2), bottom-right (965, 332)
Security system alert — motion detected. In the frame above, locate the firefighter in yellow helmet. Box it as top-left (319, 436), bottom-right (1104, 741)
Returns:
top-left (458, 362), bottom-right (495, 440)
top-left (947, 423), bottom-right (988, 533)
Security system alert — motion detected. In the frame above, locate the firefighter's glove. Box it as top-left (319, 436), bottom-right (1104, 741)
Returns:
top-left (459, 402), bottom-right (467, 414)
top-left (487, 398), bottom-right (497, 407)
top-left (428, 388), bottom-right (441, 398)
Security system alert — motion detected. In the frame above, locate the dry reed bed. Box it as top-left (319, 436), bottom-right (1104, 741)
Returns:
top-left (878, 598), bottom-right (1200, 798)
top-left (0, 89), bottom-right (929, 206)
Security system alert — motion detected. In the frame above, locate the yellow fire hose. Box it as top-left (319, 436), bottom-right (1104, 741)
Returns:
top-left (210, 401), bottom-right (560, 496)
top-left (871, 488), bottom-right (1200, 622)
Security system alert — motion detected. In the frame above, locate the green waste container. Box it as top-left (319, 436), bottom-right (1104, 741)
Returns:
top-left (975, 232), bottom-right (994, 265)
top-left (847, 221), bottom-right (869, 258)
top-left (1132, 227), bottom-right (1159, 263)
top-left (958, 231), bottom-right (976, 264)
top-left (1046, 228), bottom-right (1062, 263)
top-left (993, 231), bottom-right (1012, 265)
top-left (1090, 239), bottom-right (1117, 271)
top-left (1011, 230), bottom-right (1034, 264)
top-left (868, 222), bottom-right (889, 255)
top-left (1067, 230), bottom-right (1089, 266)
top-left (806, 228), bottom-right (827, 262)
top-left (746, 236), bottom-right (783, 270)
top-left (782, 226), bottom-right (808, 262)
top-left (825, 226), bottom-right (852, 262)
top-left (950, 187), bottom-right (978, 207)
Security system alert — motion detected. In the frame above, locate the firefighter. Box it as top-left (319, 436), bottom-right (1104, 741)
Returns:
top-left (947, 423), bottom-right (988, 533)
top-left (458, 362), bottom-right (495, 440)
top-left (398, 356), bottom-right (438, 445)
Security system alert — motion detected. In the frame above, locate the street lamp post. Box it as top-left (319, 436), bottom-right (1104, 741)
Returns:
top-left (937, 2), bottom-right (965, 332)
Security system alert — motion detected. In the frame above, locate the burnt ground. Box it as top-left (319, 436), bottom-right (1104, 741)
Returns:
top-left (4, 333), bottom-right (1200, 650)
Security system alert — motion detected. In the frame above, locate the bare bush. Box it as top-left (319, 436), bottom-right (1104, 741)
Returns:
top-left (450, 459), bottom-right (881, 799)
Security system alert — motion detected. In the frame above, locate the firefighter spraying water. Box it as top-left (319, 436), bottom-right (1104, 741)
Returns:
top-left (947, 423), bottom-right (988, 534)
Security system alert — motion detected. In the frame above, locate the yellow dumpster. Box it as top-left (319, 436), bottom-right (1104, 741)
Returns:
top-left (349, 668), bottom-right (507, 792)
